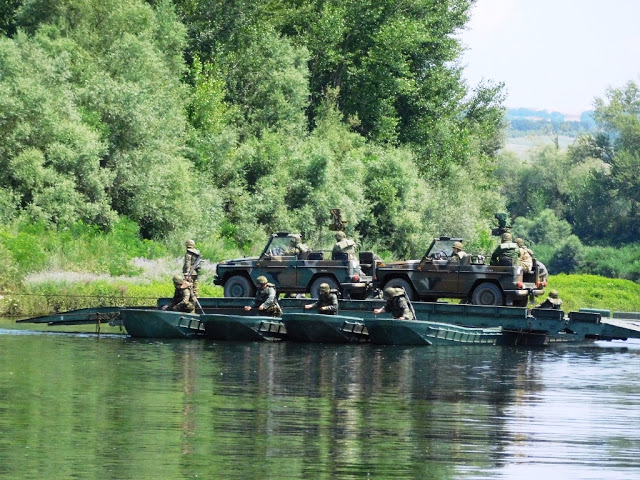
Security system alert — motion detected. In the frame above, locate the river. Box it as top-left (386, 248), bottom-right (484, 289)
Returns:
top-left (1, 319), bottom-right (640, 479)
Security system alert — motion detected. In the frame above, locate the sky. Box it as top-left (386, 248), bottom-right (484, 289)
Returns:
top-left (458, 0), bottom-right (640, 115)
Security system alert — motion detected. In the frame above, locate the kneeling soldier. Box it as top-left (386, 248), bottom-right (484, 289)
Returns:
top-left (304, 283), bottom-right (339, 315)
top-left (245, 276), bottom-right (283, 317)
top-left (162, 275), bottom-right (196, 313)
top-left (373, 287), bottom-right (415, 320)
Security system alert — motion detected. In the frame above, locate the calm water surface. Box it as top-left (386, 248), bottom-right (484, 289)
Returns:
top-left (1, 319), bottom-right (640, 479)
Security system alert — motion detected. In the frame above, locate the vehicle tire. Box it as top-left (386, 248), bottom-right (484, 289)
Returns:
top-left (471, 282), bottom-right (504, 306)
top-left (309, 276), bottom-right (339, 299)
top-left (383, 278), bottom-right (417, 301)
top-left (224, 275), bottom-right (256, 298)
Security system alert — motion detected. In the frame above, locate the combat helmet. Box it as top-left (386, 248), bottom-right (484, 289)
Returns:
top-left (173, 275), bottom-right (184, 286)
top-left (501, 232), bottom-right (512, 242)
top-left (382, 287), bottom-right (397, 300)
top-left (319, 283), bottom-right (331, 293)
top-left (453, 241), bottom-right (463, 250)
top-left (549, 290), bottom-right (559, 299)
top-left (185, 239), bottom-right (196, 248)
top-left (256, 275), bottom-right (268, 285)
top-left (335, 231), bottom-right (346, 241)
top-left (515, 238), bottom-right (525, 247)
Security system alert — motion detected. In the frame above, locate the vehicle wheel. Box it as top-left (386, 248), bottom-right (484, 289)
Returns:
top-left (309, 277), bottom-right (339, 299)
top-left (224, 275), bottom-right (256, 298)
top-left (471, 282), bottom-right (504, 306)
top-left (383, 278), bottom-right (416, 301)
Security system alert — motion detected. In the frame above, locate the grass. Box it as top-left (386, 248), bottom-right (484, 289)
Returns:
top-left (545, 274), bottom-right (640, 314)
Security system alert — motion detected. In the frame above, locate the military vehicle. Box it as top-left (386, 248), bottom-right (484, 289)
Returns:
top-left (373, 236), bottom-right (546, 306)
top-left (214, 232), bottom-right (374, 299)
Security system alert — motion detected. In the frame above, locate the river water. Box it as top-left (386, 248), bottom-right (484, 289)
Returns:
top-left (1, 320), bottom-right (640, 479)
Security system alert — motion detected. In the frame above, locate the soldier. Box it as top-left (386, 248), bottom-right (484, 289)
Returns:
top-left (536, 289), bottom-right (563, 310)
top-left (161, 275), bottom-right (196, 313)
top-left (373, 287), bottom-right (415, 320)
top-left (304, 283), bottom-right (339, 315)
top-left (183, 239), bottom-right (202, 298)
top-left (286, 235), bottom-right (309, 258)
top-left (450, 241), bottom-right (471, 265)
top-left (332, 231), bottom-right (357, 260)
top-left (244, 276), bottom-right (283, 317)
top-left (515, 237), bottom-right (534, 273)
top-left (490, 232), bottom-right (521, 267)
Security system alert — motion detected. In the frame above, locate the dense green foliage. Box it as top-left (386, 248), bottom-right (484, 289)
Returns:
top-left (0, 0), bottom-right (639, 300)
top-left (0, 0), bottom-right (506, 257)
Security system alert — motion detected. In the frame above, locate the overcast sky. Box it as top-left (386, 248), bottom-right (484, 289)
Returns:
top-left (458, 0), bottom-right (640, 114)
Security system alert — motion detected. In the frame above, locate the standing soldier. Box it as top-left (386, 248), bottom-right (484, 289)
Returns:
top-left (490, 232), bottom-right (521, 267)
top-left (515, 238), bottom-right (534, 273)
top-left (244, 276), bottom-right (283, 317)
top-left (162, 275), bottom-right (196, 313)
top-left (373, 287), bottom-right (415, 320)
top-left (304, 283), bottom-right (339, 315)
top-left (332, 231), bottom-right (357, 260)
top-left (183, 239), bottom-right (202, 298)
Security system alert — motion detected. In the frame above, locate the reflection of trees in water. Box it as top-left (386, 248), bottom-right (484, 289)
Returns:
top-left (191, 342), bottom-right (544, 478)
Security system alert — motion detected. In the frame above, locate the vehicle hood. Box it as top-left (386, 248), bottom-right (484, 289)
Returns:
top-left (216, 256), bottom-right (260, 266)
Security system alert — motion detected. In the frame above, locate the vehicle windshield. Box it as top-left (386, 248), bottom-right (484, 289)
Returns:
top-left (426, 239), bottom-right (456, 259)
top-left (265, 236), bottom-right (296, 256)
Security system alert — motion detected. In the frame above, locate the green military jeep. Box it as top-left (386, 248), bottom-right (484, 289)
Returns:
top-left (214, 232), bottom-right (374, 299)
top-left (374, 237), bottom-right (546, 307)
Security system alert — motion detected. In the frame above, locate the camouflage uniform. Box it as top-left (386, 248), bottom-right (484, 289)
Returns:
top-left (250, 277), bottom-right (283, 317)
top-left (490, 232), bottom-right (521, 267)
top-left (516, 238), bottom-right (534, 273)
top-left (165, 275), bottom-right (196, 313)
top-left (332, 231), bottom-right (357, 260)
top-left (286, 235), bottom-right (310, 258)
top-left (450, 241), bottom-right (471, 265)
top-left (536, 290), bottom-right (563, 310)
top-left (378, 287), bottom-right (415, 320)
top-left (183, 240), bottom-right (201, 298)
top-left (307, 284), bottom-right (339, 315)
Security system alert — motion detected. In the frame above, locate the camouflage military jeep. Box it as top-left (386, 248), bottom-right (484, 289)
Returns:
top-left (374, 237), bottom-right (545, 306)
top-left (214, 232), bottom-right (373, 299)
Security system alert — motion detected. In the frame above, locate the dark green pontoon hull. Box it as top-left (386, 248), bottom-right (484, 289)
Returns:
top-left (201, 314), bottom-right (286, 341)
top-left (120, 308), bottom-right (205, 339)
top-left (365, 318), bottom-right (503, 346)
top-left (16, 307), bottom-right (129, 326)
top-left (281, 313), bottom-right (369, 343)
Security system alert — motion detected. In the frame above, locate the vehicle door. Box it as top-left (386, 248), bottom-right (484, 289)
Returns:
top-left (255, 236), bottom-right (298, 289)
top-left (415, 239), bottom-right (460, 295)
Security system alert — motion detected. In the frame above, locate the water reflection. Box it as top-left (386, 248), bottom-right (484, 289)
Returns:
top-left (1, 324), bottom-right (640, 479)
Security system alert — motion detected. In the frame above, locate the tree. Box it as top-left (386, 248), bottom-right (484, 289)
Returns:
top-left (5, 0), bottom-right (207, 238)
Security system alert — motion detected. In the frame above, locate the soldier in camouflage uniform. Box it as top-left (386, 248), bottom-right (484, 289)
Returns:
top-left (536, 289), bottom-right (563, 310)
top-left (373, 287), bottom-right (415, 320)
top-left (332, 231), bottom-right (357, 260)
top-left (244, 276), bottom-right (283, 317)
top-left (162, 275), bottom-right (196, 313)
top-left (515, 237), bottom-right (534, 274)
top-left (286, 235), bottom-right (310, 258)
top-left (183, 239), bottom-right (202, 298)
top-left (450, 241), bottom-right (471, 265)
top-left (304, 283), bottom-right (339, 315)
top-left (490, 232), bottom-right (521, 267)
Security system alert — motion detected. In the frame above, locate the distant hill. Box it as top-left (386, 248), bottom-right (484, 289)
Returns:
top-left (504, 108), bottom-right (597, 157)
top-left (507, 108), bottom-right (596, 137)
